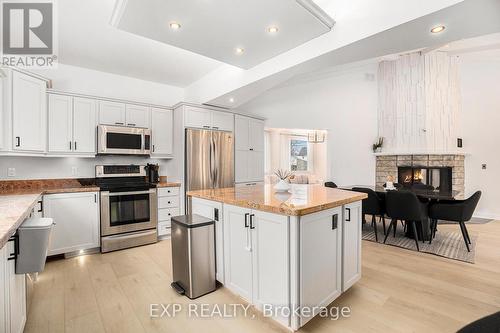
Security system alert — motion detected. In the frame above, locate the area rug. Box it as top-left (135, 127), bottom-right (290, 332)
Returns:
top-left (438, 217), bottom-right (493, 225)
top-left (362, 223), bottom-right (477, 264)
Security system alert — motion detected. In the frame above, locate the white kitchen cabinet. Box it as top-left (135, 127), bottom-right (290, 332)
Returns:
top-left (151, 108), bottom-right (173, 157)
top-left (6, 240), bottom-right (26, 333)
top-left (235, 115), bottom-right (265, 184)
top-left (342, 201), bottom-right (362, 291)
top-left (184, 106), bottom-right (234, 131)
top-left (72, 97), bottom-right (97, 154)
top-left (249, 119), bottom-right (265, 151)
top-left (48, 94), bottom-right (97, 155)
top-left (235, 150), bottom-right (264, 183)
top-left (12, 71), bottom-right (47, 152)
top-left (184, 106), bottom-right (212, 129)
top-left (98, 101), bottom-right (126, 126)
top-left (0, 245), bottom-right (7, 333)
top-left (157, 187), bottom-right (181, 238)
top-left (191, 197), bottom-right (225, 283)
top-left (300, 207), bottom-right (342, 326)
top-left (211, 111), bottom-right (234, 132)
top-left (223, 204), bottom-right (289, 320)
top-left (43, 192), bottom-right (100, 255)
top-left (125, 104), bottom-right (150, 128)
top-left (0, 239), bottom-right (26, 333)
top-left (223, 204), bottom-right (253, 302)
top-left (251, 210), bottom-right (289, 326)
top-left (48, 94), bottom-right (73, 153)
top-left (235, 115), bottom-right (264, 151)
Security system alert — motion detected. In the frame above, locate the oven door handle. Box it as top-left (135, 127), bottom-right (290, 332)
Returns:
top-left (104, 189), bottom-right (156, 196)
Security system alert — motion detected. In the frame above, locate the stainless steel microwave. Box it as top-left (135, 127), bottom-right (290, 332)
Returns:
top-left (97, 125), bottom-right (151, 155)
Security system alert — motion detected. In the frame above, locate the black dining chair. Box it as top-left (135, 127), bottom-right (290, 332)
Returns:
top-left (324, 182), bottom-right (338, 188)
top-left (352, 187), bottom-right (386, 241)
top-left (384, 190), bottom-right (429, 251)
top-left (428, 191), bottom-right (481, 252)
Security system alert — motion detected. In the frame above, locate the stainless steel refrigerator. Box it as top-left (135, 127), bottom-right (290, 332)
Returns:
top-left (185, 128), bottom-right (234, 210)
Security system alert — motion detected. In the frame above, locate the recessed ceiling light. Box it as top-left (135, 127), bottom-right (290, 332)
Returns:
top-left (235, 47), bottom-right (244, 55)
top-left (229, 98), bottom-right (235, 103)
top-left (268, 26), bottom-right (279, 33)
top-left (169, 22), bottom-right (181, 30)
top-left (430, 25), bottom-right (445, 34)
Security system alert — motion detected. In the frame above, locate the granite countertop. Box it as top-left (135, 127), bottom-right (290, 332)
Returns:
top-left (187, 184), bottom-right (367, 216)
top-left (0, 179), bottom-right (100, 249)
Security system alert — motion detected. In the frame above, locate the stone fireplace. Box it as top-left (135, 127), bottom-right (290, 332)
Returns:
top-left (375, 155), bottom-right (464, 198)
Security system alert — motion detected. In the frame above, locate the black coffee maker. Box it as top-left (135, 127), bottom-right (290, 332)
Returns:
top-left (145, 163), bottom-right (160, 184)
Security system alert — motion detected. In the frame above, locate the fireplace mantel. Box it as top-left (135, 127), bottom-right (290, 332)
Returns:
top-left (374, 151), bottom-right (467, 156)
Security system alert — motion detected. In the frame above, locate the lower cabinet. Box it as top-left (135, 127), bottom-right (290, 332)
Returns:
top-left (157, 187), bottom-right (181, 238)
top-left (223, 204), bottom-right (289, 326)
top-left (43, 192), bottom-right (100, 255)
top-left (300, 207), bottom-right (343, 326)
top-left (1, 238), bottom-right (27, 333)
top-left (342, 201), bottom-right (362, 291)
top-left (190, 197), bottom-right (224, 283)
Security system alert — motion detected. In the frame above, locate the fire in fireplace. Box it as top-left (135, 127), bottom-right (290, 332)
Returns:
top-left (398, 166), bottom-right (452, 192)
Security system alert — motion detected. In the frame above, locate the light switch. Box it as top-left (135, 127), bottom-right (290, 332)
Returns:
top-left (7, 168), bottom-right (16, 177)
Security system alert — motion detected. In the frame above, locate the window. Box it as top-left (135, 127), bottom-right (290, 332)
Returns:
top-left (290, 138), bottom-right (309, 171)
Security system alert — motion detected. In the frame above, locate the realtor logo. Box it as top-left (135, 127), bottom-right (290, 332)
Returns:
top-left (1, 0), bottom-right (57, 68)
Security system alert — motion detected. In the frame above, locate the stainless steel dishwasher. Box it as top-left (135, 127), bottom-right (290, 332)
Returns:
top-left (170, 214), bottom-right (216, 299)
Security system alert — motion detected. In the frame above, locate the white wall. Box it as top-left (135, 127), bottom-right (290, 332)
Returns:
top-left (241, 63), bottom-right (378, 186)
top-left (0, 156), bottom-right (175, 180)
top-left (460, 49), bottom-right (500, 219)
top-left (32, 63), bottom-right (184, 106)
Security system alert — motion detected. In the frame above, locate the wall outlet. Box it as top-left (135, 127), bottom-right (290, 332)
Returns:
top-left (7, 168), bottom-right (16, 177)
top-left (482, 164), bottom-right (487, 170)
top-left (71, 166), bottom-right (78, 176)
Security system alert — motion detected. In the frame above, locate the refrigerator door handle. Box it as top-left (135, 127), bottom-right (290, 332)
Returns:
top-left (213, 139), bottom-right (218, 188)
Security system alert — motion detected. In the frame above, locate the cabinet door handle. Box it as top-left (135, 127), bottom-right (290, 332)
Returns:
top-left (212, 127), bottom-right (219, 130)
top-left (69, 141), bottom-right (72, 150)
top-left (244, 213), bottom-right (249, 228)
top-left (250, 214), bottom-right (255, 229)
top-left (94, 194), bottom-right (97, 203)
top-left (15, 136), bottom-right (20, 147)
top-left (127, 123), bottom-right (136, 127)
top-left (214, 208), bottom-right (219, 222)
top-left (74, 141), bottom-right (77, 151)
top-left (38, 200), bottom-right (43, 212)
top-left (332, 214), bottom-right (338, 230)
top-left (152, 144), bottom-right (155, 152)
top-left (249, 148), bottom-right (254, 151)
top-left (7, 235), bottom-right (19, 261)
top-left (115, 122), bottom-right (124, 125)
top-left (203, 125), bottom-right (210, 129)
top-left (346, 208), bottom-right (351, 222)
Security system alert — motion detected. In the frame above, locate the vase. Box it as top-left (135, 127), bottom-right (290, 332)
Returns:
top-left (274, 179), bottom-right (290, 193)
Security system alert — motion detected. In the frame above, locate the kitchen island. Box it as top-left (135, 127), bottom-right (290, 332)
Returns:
top-left (187, 184), bottom-right (367, 330)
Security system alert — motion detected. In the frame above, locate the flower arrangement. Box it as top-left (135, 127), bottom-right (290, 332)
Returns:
top-left (372, 137), bottom-right (384, 153)
top-left (274, 169), bottom-right (293, 181)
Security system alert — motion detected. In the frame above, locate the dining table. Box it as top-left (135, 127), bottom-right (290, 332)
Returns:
top-left (342, 185), bottom-right (461, 241)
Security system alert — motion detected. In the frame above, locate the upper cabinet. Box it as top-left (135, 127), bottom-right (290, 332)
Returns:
top-left (99, 101), bottom-right (150, 128)
top-left (98, 101), bottom-right (126, 126)
top-left (48, 94), bottom-right (97, 155)
top-left (151, 107), bottom-right (173, 157)
top-left (235, 115), bottom-right (265, 183)
top-left (125, 104), bottom-right (150, 128)
top-left (184, 106), bottom-right (234, 132)
top-left (12, 71), bottom-right (47, 152)
top-left (235, 115), bottom-right (264, 151)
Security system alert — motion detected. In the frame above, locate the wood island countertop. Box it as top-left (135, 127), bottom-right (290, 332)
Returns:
top-left (187, 184), bottom-right (367, 216)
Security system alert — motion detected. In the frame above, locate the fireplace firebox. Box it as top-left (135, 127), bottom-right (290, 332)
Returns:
top-left (398, 166), bottom-right (452, 192)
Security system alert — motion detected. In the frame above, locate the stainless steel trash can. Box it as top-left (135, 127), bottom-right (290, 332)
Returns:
top-left (170, 214), bottom-right (216, 299)
top-left (16, 217), bottom-right (54, 274)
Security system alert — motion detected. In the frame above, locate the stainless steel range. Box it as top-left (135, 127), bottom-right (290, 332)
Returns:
top-left (96, 165), bottom-right (158, 253)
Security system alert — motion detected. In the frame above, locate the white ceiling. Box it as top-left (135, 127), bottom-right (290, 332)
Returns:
top-left (57, 0), bottom-right (222, 87)
top-left (112, 0), bottom-right (334, 69)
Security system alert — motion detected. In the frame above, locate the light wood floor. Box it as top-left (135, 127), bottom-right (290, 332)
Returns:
top-left (25, 221), bottom-right (500, 333)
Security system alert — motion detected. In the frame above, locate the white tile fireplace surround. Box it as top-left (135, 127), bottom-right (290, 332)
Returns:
top-left (375, 155), bottom-right (465, 198)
